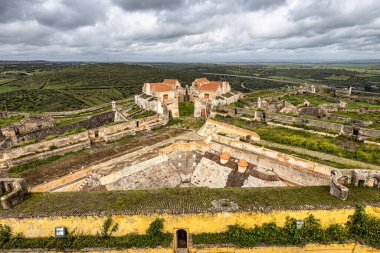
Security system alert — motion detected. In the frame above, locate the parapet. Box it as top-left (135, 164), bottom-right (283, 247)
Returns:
top-left (329, 170), bottom-right (349, 200)
top-left (0, 178), bottom-right (28, 209)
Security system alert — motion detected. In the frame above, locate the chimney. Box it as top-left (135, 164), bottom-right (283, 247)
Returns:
top-left (220, 152), bottom-right (231, 164)
top-left (238, 159), bottom-right (248, 173)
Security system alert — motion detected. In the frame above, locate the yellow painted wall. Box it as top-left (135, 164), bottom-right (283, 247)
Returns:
top-left (191, 243), bottom-right (380, 253)
top-left (3, 244), bottom-right (380, 253)
top-left (1, 206), bottom-right (380, 238)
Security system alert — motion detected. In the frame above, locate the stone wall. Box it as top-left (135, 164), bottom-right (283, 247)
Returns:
top-left (1, 244), bottom-right (378, 253)
top-left (208, 135), bottom-right (330, 186)
top-left (0, 178), bottom-right (27, 209)
top-left (1, 207), bottom-right (379, 237)
top-left (198, 118), bottom-right (260, 141)
top-left (213, 105), bottom-right (380, 139)
top-left (0, 115), bottom-right (164, 169)
top-left (329, 170), bottom-right (349, 200)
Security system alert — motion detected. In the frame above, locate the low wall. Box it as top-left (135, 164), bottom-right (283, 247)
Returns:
top-left (4, 131), bottom-right (89, 161)
top-left (214, 105), bottom-right (380, 138)
top-left (0, 178), bottom-right (27, 209)
top-left (198, 118), bottom-right (260, 140)
top-left (209, 135), bottom-right (330, 186)
top-left (0, 115), bottom-right (164, 169)
top-left (1, 207), bottom-right (380, 237)
top-left (1, 243), bottom-right (379, 253)
top-left (31, 168), bottom-right (92, 192)
top-left (329, 170), bottom-right (349, 200)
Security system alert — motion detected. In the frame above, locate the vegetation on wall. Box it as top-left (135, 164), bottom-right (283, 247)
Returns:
top-left (179, 102), bottom-right (194, 117)
top-left (213, 115), bottom-right (380, 166)
top-left (193, 205), bottom-right (380, 248)
top-left (0, 218), bottom-right (171, 249)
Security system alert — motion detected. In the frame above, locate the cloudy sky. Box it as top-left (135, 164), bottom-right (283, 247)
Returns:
top-left (1, 0), bottom-right (380, 62)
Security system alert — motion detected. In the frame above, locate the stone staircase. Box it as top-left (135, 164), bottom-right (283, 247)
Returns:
top-left (176, 249), bottom-right (188, 253)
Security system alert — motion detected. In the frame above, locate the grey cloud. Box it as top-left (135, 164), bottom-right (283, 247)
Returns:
top-left (33, 0), bottom-right (108, 29)
top-left (0, 0), bottom-right (380, 61)
top-left (0, 0), bottom-right (30, 22)
top-left (113, 0), bottom-right (183, 11)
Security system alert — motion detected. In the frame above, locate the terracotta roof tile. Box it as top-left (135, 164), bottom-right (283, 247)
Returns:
top-left (195, 77), bottom-right (209, 83)
top-left (150, 83), bottom-right (174, 92)
top-left (238, 159), bottom-right (248, 167)
top-left (220, 152), bottom-right (231, 160)
top-left (198, 82), bottom-right (222, 92)
top-left (163, 79), bottom-right (179, 85)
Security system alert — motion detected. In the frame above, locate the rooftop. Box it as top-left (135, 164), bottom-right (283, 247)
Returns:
top-left (163, 79), bottom-right (179, 85)
top-left (195, 77), bottom-right (209, 83)
top-left (198, 82), bottom-right (223, 92)
top-left (0, 186), bottom-right (379, 218)
top-left (150, 83), bottom-right (174, 92)
top-left (220, 152), bottom-right (231, 160)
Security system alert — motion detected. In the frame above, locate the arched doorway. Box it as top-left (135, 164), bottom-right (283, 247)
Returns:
top-left (176, 229), bottom-right (187, 249)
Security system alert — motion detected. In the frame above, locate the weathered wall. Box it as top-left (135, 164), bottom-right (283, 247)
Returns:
top-left (2, 243), bottom-right (379, 253)
top-left (208, 135), bottom-right (330, 186)
top-left (1, 207), bottom-right (380, 237)
top-left (191, 244), bottom-right (380, 253)
top-left (0, 115), bottom-right (163, 169)
top-left (198, 119), bottom-right (260, 140)
top-left (214, 105), bottom-right (380, 138)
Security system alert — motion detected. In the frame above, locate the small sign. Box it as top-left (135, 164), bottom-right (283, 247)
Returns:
top-left (55, 227), bottom-right (67, 238)
top-left (296, 220), bottom-right (304, 229)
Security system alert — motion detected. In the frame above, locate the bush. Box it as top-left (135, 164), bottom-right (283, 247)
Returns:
top-left (193, 206), bottom-right (380, 248)
top-left (99, 216), bottom-right (119, 238)
top-left (179, 102), bottom-right (194, 117)
top-left (0, 219), bottom-right (172, 249)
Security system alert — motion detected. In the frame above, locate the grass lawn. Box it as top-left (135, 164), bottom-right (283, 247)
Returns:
top-left (347, 101), bottom-right (380, 108)
top-left (246, 90), bottom-right (284, 98)
top-left (332, 111), bottom-right (380, 129)
top-left (1, 186), bottom-right (379, 217)
top-left (213, 115), bottom-right (380, 166)
top-left (0, 115), bottom-right (24, 126)
top-left (281, 94), bottom-right (334, 106)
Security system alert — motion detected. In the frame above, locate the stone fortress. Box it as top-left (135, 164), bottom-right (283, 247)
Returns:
top-left (0, 78), bottom-right (380, 208)
top-left (135, 77), bottom-right (239, 118)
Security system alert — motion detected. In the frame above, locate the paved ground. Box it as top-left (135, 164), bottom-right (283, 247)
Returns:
top-left (258, 140), bottom-right (380, 170)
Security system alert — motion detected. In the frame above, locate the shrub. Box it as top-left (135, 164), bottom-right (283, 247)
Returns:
top-left (0, 225), bottom-right (11, 244)
top-left (346, 204), bottom-right (368, 238)
top-left (99, 216), bottom-right (119, 238)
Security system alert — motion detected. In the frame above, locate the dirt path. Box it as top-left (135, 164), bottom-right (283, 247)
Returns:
top-left (21, 128), bottom-right (190, 187)
top-left (258, 140), bottom-right (380, 170)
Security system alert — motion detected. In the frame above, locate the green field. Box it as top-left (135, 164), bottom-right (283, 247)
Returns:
top-left (1, 62), bottom-right (380, 112)
top-left (281, 94), bottom-right (334, 106)
top-left (213, 116), bottom-right (380, 166)
top-left (1, 186), bottom-right (379, 216)
top-left (0, 115), bottom-right (24, 126)
top-left (332, 111), bottom-right (380, 129)
top-left (0, 63), bottom-right (203, 112)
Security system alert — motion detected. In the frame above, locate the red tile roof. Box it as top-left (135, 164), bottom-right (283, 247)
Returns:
top-left (150, 83), bottom-right (174, 92)
top-left (198, 81), bottom-right (223, 92)
top-left (238, 159), bottom-right (248, 167)
top-left (163, 79), bottom-right (179, 85)
top-left (195, 77), bottom-right (209, 83)
top-left (220, 152), bottom-right (231, 160)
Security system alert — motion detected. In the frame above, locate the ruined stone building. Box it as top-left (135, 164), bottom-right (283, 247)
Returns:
top-left (134, 79), bottom-right (183, 118)
top-left (135, 77), bottom-right (239, 118)
top-left (190, 78), bottom-right (239, 117)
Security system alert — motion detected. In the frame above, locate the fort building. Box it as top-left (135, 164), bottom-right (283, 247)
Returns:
top-left (135, 78), bottom-right (239, 118)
